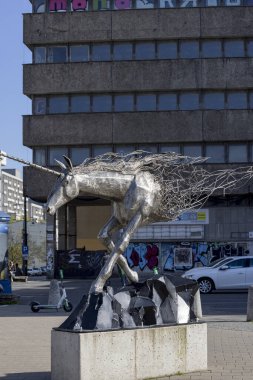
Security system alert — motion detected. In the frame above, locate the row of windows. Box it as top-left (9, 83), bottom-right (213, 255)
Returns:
top-left (33, 91), bottom-right (253, 114)
top-left (32, 0), bottom-right (253, 13)
top-left (34, 39), bottom-right (253, 63)
top-left (33, 143), bottom-right (253, 166)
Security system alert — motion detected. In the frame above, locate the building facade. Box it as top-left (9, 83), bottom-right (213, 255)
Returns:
top-left (23, 1), bottom-right (253, 271)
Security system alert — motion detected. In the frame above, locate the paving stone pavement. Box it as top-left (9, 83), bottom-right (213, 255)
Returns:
top-left (0, 280), bottom-right (253, 379)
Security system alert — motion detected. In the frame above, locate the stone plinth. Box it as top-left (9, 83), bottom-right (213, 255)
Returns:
top-left (51, 323), bottom-right (207, 380)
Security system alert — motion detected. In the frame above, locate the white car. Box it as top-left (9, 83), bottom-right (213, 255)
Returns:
top-left (27, 267), bottom-right (42, 276)
top-left (182, 256), bottom-right (253, 294)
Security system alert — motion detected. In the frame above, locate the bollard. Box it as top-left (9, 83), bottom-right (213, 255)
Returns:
top-left (48, 279), bottom-right (61, 305)
top-left (247, 285), bottom-right (253, 321)
top-left (192, 289), bottom-right (203, 320)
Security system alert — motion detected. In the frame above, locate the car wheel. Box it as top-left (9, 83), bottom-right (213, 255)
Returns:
top-left (198, 278), bottom-right (214, 294)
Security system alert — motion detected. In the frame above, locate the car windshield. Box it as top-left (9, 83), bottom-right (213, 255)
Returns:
top-left (207, 257), bottom-right (233, 268)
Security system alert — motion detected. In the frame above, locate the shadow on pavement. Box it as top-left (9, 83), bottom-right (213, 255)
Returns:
top-left (2, 372), bottom-right (50, 380)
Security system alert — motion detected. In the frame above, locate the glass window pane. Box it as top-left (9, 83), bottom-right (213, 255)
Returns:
top-left (227, 92), bottom-right (247, 109)
top-left (114, 43), bottom-right (133, 61)
top-left (70, 45), bottom-right (89, 62)
top-left (157, 42), bottom-right (177, 59)
top-left (224, 40), bottom-right (244, 57)
top-left (34, 47), bottom-right (46, 63)
top-left (180, 41), bottom-right (199, 59)
top-left (49, 147), bottom-right (68, 166)
top-left (183, 145), bottom-right (202, 157)
top-left (158, 94), bottom-right (177, 111)
top-left (202, 40), bottom-right (222, 58)
top-left (228, 144), bottom-right (247, 162)
top-left (247, 41), bottom-right (253, 57)
top-left (71, 95), bottom-right (90, 112)
top-left (206, 145), bottom-right (225, 163)
top-left (92, 44), bottom-right (111, 61)
top-left (138, 145), bottom-right (158, 153)
top-left (93, 95), bottom-right (112, 112)
top-left (34, 97), bottom-right (46, 115)
top-left (179, 93), bottom-right (199, 110)
top-left (203, 92), bottom-right (225, 110)
top-left (114, 95), bottom-right (134, 112)
top-left (93, 145), bottom-right (112, 157)
top-left (135, 43), bottom-right (156, 60)
top-left (160, 145), bottom-right (181, 153)
top-left (249, 92), bottom-right (253, 109)
top-left (136, 94), bottom-right (156, 111)
top-left (34, 149), bottom-right (46, 166)
top-left (49, 97), bottom-right (68, 113)
top-left (115, 145), bottom-right (136, 154)
top-left (48, 46), bottom-right (67, 63)
top-left (71, 147), bottom-right (90, 165)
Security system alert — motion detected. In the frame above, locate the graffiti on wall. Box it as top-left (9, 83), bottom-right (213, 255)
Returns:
top-left (125, 243), bottom-right (159, 272)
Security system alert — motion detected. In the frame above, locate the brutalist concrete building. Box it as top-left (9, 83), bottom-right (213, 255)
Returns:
top-left (23, 0), bottom-right (253, 271)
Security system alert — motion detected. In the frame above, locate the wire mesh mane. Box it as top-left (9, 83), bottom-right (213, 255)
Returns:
top-left (72, 151), bottom-right (253, 220)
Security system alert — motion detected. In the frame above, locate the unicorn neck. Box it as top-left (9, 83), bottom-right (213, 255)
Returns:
top-left (76, 171), bottom-right (134, 200)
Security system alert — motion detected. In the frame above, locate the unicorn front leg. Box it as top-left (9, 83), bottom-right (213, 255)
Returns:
top-left (97, 215), bottom-right (139, 287)
top-left (90, 211), bottom-right (143, 294)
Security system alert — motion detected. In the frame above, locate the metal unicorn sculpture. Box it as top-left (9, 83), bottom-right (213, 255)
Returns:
top-left (2, 151), bottom-right (253, 294)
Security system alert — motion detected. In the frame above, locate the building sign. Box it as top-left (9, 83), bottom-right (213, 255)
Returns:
top-left (33, 0), bottom-right (246, 12)
top-left (168, 209), bottom-right (209, 225)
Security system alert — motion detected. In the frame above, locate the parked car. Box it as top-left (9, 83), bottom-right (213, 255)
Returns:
top-left (40, 266), bottom-right (47, 275)
top-left (27, 267), bottom-right (43, 276)
top-left (181, 256), bottom-right (253, 294)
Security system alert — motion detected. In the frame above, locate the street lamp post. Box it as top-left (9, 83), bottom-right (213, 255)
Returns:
top-left (22, 196), bottom-right (28, 276)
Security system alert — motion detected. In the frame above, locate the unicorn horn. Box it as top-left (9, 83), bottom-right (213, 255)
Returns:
top-left (0, 152), bottom-right (60, 176)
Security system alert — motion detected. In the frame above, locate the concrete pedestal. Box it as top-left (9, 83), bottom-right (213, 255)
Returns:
top-left (51, 323), bottom-right (207, 380)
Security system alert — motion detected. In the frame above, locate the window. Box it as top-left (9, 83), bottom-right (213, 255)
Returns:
top-left (34, 148), bottom-right (46, 166)
top-left (71, 147), bottom-right (90, 165)
top-left (138, 145), bottom-right (158, 153)
top-left (247, 40), bottom-right (253, 57)
top-left (158, 94), bottom-right (177, 111)
top-left (160, 145), bottom-right (181, 153)
top-left (179, 93), bottom-right (199, 110)
top-left (71, 95), bottom-right (90, 112)
top-left (203, 92), bottom-right (225, 110)
top-left (49, 147), bottom-right (68, 166)
top-left (157, 42), bottom-right (177, 59)
top-left (180, 41), bottom-right (199, 59)
top-left (202, 40), bottom-right (222, 58)
top-left (93, 95), bottom-right (112, 112)
top-left (92, 44), bottom-right (111, 61)
top-left (49, 96), bottom-right (68, 113)
top-left (249, 92), bottom-right (253, 109)
top-left (183, 145), bottom-right (202, 157)
top-left (114, 43), bottom-right (133, 61)
top-left (224, 40), bottom-right (245, 57)
top-left (115, 145), bottom-right (136, 154)
top-left (227, 259), bottom-right (247, 269)
top-left (135, 43), bottom-right (156, 60)
top-left (48, 46), bottom-right (67, 63)
top-left (93, 145), bottom-right (112, 157)
top-left (205, 145), bottom-right (225, 163)
top-left (34, 97), bottom-right (46, 115)
top-left (227, 92), bottom-right (247, 109)
top-left (228, 144), bottom-right (248, 163)
top-left (34, 47), bottom-right (46, 63)
top-left (136, 94), bottom-right (156, 111)
top-left (70, 45), bottom-right (89, 62)
top-left (114, 95), bottom-right (134, 112)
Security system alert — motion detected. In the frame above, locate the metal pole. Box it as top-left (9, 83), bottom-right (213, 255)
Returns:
top-left (22, 196), bottom-right (28, 276)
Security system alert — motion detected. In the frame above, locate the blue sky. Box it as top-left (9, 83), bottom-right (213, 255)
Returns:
top-left (0, 1), bottom-right (32, 172)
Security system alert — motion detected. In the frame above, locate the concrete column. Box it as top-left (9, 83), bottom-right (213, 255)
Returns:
top-left (247, 285), bottom-right (253, 321)
top-left (57, 206), bottom-right (67, 250)
top-left (67, 205), bottom-right (76, 250)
